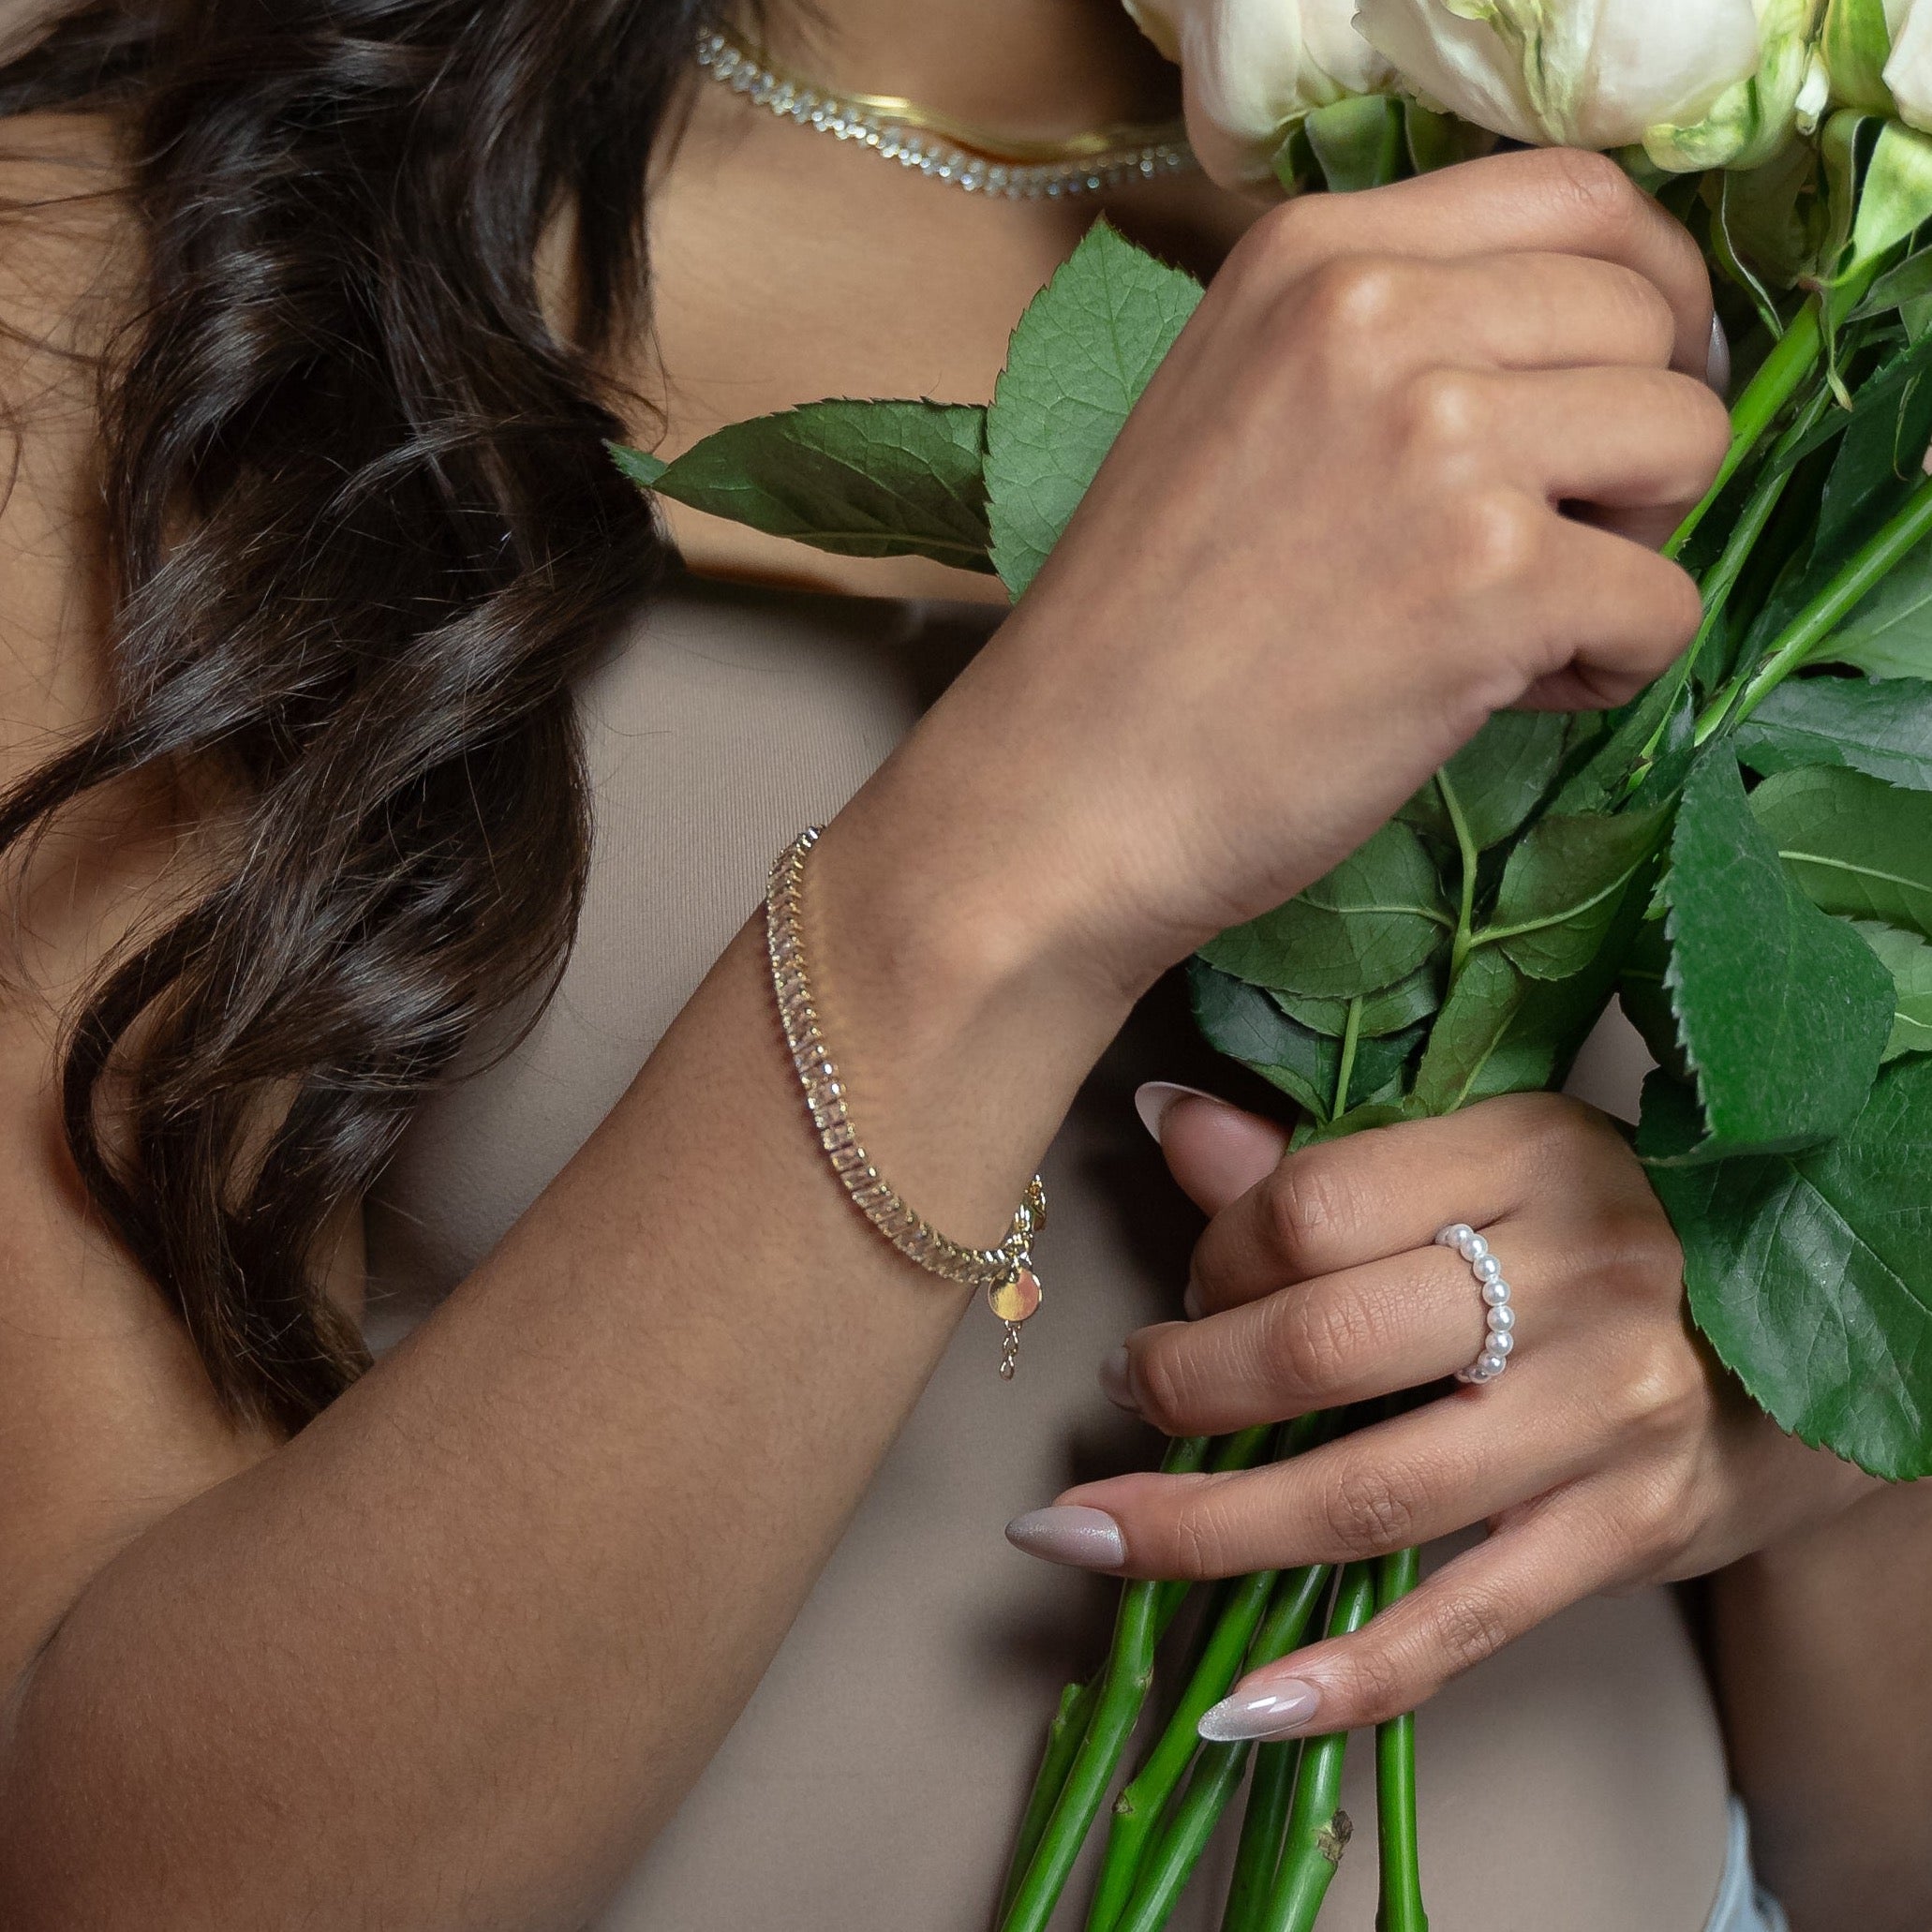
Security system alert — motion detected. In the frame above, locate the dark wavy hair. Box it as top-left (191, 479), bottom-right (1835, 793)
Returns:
top-left (0, 0), bottom-right (712, 1432)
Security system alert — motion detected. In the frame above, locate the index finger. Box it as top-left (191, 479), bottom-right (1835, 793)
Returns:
top-left (1252, 147), bottom-right (1715, 381)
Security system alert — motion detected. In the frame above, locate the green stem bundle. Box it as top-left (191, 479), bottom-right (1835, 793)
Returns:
top-left (1259, 1565), bottom-right (1380, 1932)
top-left (1372, 1552), bottom-right (1426, 1932)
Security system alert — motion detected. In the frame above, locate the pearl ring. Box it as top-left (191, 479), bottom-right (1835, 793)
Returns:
top-left (1434, 1223), bottom-right (1515, 1385)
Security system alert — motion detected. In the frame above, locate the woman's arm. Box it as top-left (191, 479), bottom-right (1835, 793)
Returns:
top-left (0, 148), bottom-right (1725, 1930)
top-left (1708, 1481), bottom-right (1932, 1932)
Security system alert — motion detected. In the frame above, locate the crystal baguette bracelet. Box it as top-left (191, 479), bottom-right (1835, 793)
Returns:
top-left (766, 827), bottom-right (1048, 1378)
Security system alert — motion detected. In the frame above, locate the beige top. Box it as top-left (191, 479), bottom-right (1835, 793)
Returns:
top-left (364, 576), bottom-right (1731, 1931)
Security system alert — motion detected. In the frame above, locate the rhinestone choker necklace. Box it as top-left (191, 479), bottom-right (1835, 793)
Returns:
top-left (695, 26), bottom-right (1197, 201)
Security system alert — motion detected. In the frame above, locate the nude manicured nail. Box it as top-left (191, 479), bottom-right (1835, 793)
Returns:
top-left (1099, 1346), bottom-right (1138, 1412)
top-left (1196, 1677), bottom-right (1324, 1742)
top-left (1004, 1506), bottom-right (1127, 1569)
top-left (1706, 313), bottom-right (1731, 396)
top-left (1182, 1280), bottom-right (1203, 1320)
top-left (1132, 1081), bottom-right (1224, 1142)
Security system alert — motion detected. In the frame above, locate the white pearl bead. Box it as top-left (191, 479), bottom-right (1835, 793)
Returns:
top-left (1473, 1254), bottom-right (1502, 1283)
top-left (1436, 1223), bottom-right (1473, 1249)
top-left (1478, 1351), bottom-right (1508, 1377)
top-left (1488, 1330), bottom-right (1514, 1356)
top-left (1462, 1363), bottom-right (1492, 1383)
top-left (1486, 1303), bottom-right (1515, 1331)
top-left (1458, 1232), bottom-right (1489, 1264)
top-left (1481, 1279), bottom-right (1510, 1307)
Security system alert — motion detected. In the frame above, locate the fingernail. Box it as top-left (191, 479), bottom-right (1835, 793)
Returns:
top-left (1196, 1676), bottom-right (1323, 1742)
top-left (1099, 1346), bottom-right (1138, 1412)
top-left (1706, 313), bottom-right (1731, 396)
top-left (1181, 1280), bottom-right (1203, 1320)
top-left (1004, 1505), bottom-right (1127, 1570)
top-left (1133, 1081), bottom-right (1224, 1143)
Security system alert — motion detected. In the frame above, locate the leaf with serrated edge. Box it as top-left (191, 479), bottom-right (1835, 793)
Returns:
top-left (612, 400), bottom-right (993, 571)
top-left (1411, 951), bottom-right (1524, 1114)
top-left (1818, 537), bottom-right (1932, 679)
top-left (1646, 755), bottom-right (1893, 1164)
top-left (1187, 961), bottom-right (1420, 1120)
top-left (1272, 962), bottom-right (1440, 1039)
top-left (985, 222), bottom-right (1202, 598)
top-left (1734, 676), bottom-right (1932, 791)
top-left (1399, 710), bottom-right (1569, 851)
top-left (1851, 919), bottom-right (1932, 1058)
top-left (1655, 1055), bottom-right (1932, 1479)
top-left (1199, 822), bottom-right (1451, 1000)
top-left (1751, 765), bottom-right (1932, 937)
top-left (1481, 806), bottom-right (1672, 981)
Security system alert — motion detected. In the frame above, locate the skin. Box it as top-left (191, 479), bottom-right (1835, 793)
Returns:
top-left (0, 2), bottom-right (1921, 1925)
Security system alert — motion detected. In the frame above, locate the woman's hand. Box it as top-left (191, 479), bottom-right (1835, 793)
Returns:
top-left (845, 146), bottom-right (1732, 1011)
top-left (1005, 1086), bottom-right (1880, 1742)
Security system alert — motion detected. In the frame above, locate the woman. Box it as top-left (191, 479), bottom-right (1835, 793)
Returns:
top-left (0, 3), bottom-right (1923, 1928)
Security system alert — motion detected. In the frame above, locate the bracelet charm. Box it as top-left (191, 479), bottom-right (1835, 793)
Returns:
top-left (765, 827), bottom-right (1048, 1377)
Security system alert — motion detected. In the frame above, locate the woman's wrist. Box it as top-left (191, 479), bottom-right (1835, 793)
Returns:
top-left (805, 770), bottom-right (1140, 1247)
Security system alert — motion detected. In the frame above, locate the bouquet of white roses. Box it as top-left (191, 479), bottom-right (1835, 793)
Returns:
top-left (619, 2), bottom-right (1932, 1923)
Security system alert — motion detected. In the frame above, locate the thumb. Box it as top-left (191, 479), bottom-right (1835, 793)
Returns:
top-left (1133, 1083), bottom-right (1289, 1217)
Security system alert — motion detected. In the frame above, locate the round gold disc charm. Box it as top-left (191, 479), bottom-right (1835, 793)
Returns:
top-left (987, 1268), bottom-right (1042, 1325)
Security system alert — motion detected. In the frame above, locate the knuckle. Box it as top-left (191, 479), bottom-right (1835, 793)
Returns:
top-left (1324, 1462), bottom-right (1418, 1557)
top-left (1300, 253), bottom-right (1411, 346)
top-left (1539, 147), bottom-right (1642, 236)
top-left (1341, 1638), bottom-right (1410, 1716)
top-left (1269, 1287), bottom-right (1377, 1400)
top-left (1608, 266), bottom-right (1676, 365)
top-left (1601, 1466), bottom-right (1695, 1571)
top-left (1399, 364), bottom-right (1489, 456)
top-left (1430, 1586), bottom-right (1514, 1675)
top-left (1598, 1211), bottom-right (1686, 1303)
top-left (1261, 1152), bottom-right (1353, 1271)
top-left (1610, 1330), bottom-right (1708, 1442)
top-left (1438, 485), bottom-right (1544, 599)
top-left (1172, 1488), bottom-right (1242, 1579)
top-left (1130, 1337), bottom-right (1196, 1437)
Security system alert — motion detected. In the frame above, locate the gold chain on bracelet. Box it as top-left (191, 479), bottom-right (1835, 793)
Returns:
top-left (765, 827), bottom-right (1047, 1377)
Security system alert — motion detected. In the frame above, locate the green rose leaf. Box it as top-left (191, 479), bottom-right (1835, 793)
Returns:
top-left (1642, 755), bottom-right (1894, 1165)
top-left (1751, 765), bottom-right (1932, 937)
top-left (1187, 960), bottom-right (1422, 1121)
top-left (1817, 533), bottom-right (1932, 679)
top-left (985, 221), bottom-right (1202, 598)
top-left (1654, 1055), bottom-right (1932, 1480)
top-left (1411, 950), bottom-right (1527, 1114)
top-left (1733, 675), bottom-right (1932, 791)
top-left (609, 400), bottom-right (994, 572)
top-left (1399, 710), bottom-right (1570, 851)
top-left (1271, 962), bottom-right (1441, 1040)
top-left (1198, 822), bottom-right (1451, 1001)
top-left (1481, 804), bottom-right (1672, 981)
top-left (1851, 919), bottom-right (1932, 1059)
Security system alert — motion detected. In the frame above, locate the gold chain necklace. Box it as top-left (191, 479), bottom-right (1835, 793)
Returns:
top-left (695, 25), bottom-right (1197, 201)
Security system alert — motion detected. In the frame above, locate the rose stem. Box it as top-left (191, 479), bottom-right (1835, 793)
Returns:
top-left (1219, 1740), bottom-right (1302, 1932)
top-left (1085, 1419), bottom-right (1325, 1931)
top-left (998, 1428), bottom-right (1281, 1932)
top-left (1372, 1549), bottom-right (1427, 1932)
top-left (1108, 1558), bottom-right (1338, 1932)
top-left (996, 1681), bottom-right (1102, 1922)
top-left (1702, 469), bottom-right (1932, 738)
top-left (995, 1435), bottom-right (1213, 1925)
top-left (1258, 1562), bottom-right (1380, 1932)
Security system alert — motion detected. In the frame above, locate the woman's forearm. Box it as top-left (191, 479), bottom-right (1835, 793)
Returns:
top-left (1709, 1477), bottom-right (1932, 1932)
top-left (0, 804), bottom-right (1133, 1932)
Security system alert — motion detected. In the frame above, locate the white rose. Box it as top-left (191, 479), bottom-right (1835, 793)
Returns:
top-left (1824, 0), bottom-right (1932, 129)
top-left (1124, 0), bottom-right (1399, 186)
top-left (1354, 0), bottom-right (1823, 169)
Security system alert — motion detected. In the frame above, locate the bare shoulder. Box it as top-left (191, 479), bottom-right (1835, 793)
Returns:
top-left (0, 114), bottom-right (271, 1696)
